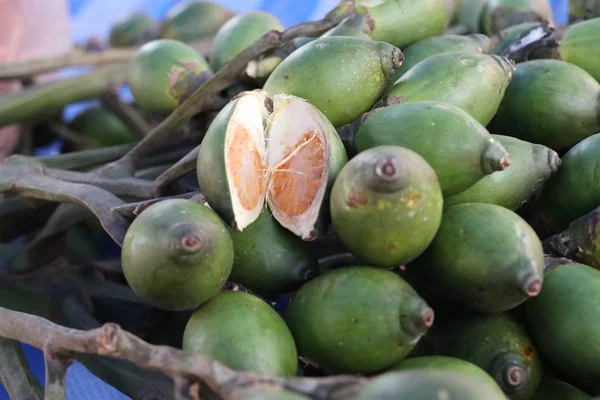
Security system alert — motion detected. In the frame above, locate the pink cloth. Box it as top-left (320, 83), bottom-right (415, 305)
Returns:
top-left (0, 0), bottom-right (72, 160)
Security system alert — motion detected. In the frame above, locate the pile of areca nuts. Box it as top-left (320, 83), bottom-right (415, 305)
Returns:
top-left (2, 0), bottom-right (600, 399)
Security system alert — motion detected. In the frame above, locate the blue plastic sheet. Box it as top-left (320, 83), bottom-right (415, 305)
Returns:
top-left (0, 0), bottom-right (570, 399)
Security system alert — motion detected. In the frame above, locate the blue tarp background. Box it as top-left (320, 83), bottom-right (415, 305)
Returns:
top-left (0, 0), bottom-right (568, 398)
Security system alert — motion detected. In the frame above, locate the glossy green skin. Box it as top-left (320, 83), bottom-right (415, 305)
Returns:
top-left (109, 12), bottom-right (158, 47)
top-left (389, 34), bottom-right (493, 83)
top-left (387, 52), bottom-right (514, 126)
top-left (183, 291), bottom-right (297, 377)
top-left (356, 0), bottom-right (456, 48)
top-left (391, 356), bottom-right (505, 395)
top-left (229, 208), bottom-right (319, 294)
top-left (526, 264), bottom-right (600, 395)
top-left (358, 370), bottom-right (508, 400)
top-left (445, 135), bottom-right (560, 210)
top-left (489, 59), bottom-right (600, 150)
top-left (531, 377), bottom-right (592, 400)
top-left (121, 199), bottom-right (233, 311)
top-left (128, 39), bottom-right (213, 115)
top-left (69, 107), bottom-right (136, 146)
top-left (438, 313), bottom-right (543, 400)
top-left (559, 18), bottom-right (600, 82)
top-left (481, 0), bottom-right (553, 35)
top-left (536, 133), bottom-right (600, 233)
top-left (492, 22), bottom-right (539, 54)
top-left (286, 267), bottom-right (433, 374)
top-left (196, 98), bottom-right (238, 226)
top-left (263, 37), bottom-right (401, 127)
top-left (423, 203), bottom-right (544, 312)
top-left (355, 101), bottom-right (506, 196)
top-left (210, 12), bottom-right (284, 71)
top-left (159, 1), bottom-right (234, 42)
top-left (331, 146), bottom-right (443, 267)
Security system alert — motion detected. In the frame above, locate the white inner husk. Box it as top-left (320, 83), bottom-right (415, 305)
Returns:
top-left (266, 95), bottom-right (330, 239)
top-left (224, 92), bottom-right (267, 231)
top-left (224, 92), bottom-right (330, 238)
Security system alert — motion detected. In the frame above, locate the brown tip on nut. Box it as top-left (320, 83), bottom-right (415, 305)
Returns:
top-left (364, 14), bottom-right (376, 33)
top-left (305, 230), bottom-right (318, 242)
top-left (376, 160), bottom-right (396, 177)
top-left (181, 234), bottom-right (202, 252)
top-left (506, 366), bottom-right (526, 387)
top-left (501, 153), bottom-right (511, 170)
top-left (421, 308), bottom-right (435, 327)
top-left (555, 155), bottom-right (562, 166)
top-left (392, 48), bottom-right (404, 69)
top-left (525, 279), bottom-right (542, 297)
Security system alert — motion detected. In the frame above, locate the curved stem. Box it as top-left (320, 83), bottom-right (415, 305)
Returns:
top-left (0, 306), bottom-right (366, 400)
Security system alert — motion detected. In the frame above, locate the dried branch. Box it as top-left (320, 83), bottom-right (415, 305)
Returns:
top-left (0, 168), bottom-right (129, 244)
top-left (0, 48), bottom-right (135, 80)
top-left (136, 147), bottom-right (197, 171)
top-left (0, 337), bottom-right (43, 400)
top-left (134, 164), bottom-right (172, 180)
top-left (543, 255), bottom-right (576, 272)
top-left (113, 6), bottom-right (356, 171)
top-left (112, 191), bottom-right (204, 220)
top-left (57, 296), bottom-right (176, 399)
top-left (0, 63), bottom-right (129, 128)
top-left (38, 143), bottom-right (134, 171)
top-left (101, 90), bottom-right (151, 139)
top-left (2, 155), bottom-right (157, 199)
top-left (49, 123), bottom-right (103, 150)
top-left (51, 169), bottom-right (156, 199)
top-left (0, 306), bottom-right (365, 400)
top-left (154, 146), bottom-right (199, 194)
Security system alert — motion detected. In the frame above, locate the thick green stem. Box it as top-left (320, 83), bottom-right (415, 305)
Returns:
top-left (0, 63), bottom-right (129, 128)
